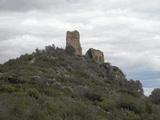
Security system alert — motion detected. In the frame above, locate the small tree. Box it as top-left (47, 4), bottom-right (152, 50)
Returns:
top-left (149, 88), bottom-right (160, 104)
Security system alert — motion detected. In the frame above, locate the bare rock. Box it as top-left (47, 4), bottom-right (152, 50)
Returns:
top-left (86, 48), bottom-right (105, 63)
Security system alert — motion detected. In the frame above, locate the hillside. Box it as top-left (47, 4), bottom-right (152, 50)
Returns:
top-left (0, 45), bottom-right (160, 120)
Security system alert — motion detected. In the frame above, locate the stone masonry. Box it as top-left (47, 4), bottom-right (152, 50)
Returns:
top-left (86, 48), bottom-right (104, 63)
top-left (66, 30), bottom-right (82, 56)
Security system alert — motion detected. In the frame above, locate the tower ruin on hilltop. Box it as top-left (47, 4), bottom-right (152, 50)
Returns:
top-left (65, 30), bottom-right (105, 63)
top-left (66, 30), bottom-right (82, 56)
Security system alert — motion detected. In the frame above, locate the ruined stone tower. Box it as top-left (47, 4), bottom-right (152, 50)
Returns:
top-left (66, 30), bottom-right (82, 56)
top-left (86, 48), bottom-right (104, 63)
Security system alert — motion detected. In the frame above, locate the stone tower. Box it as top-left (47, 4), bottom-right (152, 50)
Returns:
top-left (86, 48), bottom-right (104, 63)
top-left (66, 30), bottom-right (82, 56)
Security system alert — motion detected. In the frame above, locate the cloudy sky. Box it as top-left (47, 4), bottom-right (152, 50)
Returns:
top-left (0, 0), bottom-right (160, 95)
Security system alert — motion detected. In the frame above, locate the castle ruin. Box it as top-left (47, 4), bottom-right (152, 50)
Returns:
top-left (66, 30), bottom-right (82, 56)
top-left (86, 48), bottom-right (104, 63)
top-left (66, 30), bottom-right (105, 63)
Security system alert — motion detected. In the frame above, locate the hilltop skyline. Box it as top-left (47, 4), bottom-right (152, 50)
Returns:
top-left (0, 0), bottom-right (160, 95)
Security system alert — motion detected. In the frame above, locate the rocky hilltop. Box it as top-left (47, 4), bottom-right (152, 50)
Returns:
top-left (0, 31), bottom-right (159, 120)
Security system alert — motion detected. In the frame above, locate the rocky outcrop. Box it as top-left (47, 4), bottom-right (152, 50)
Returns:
top-left (86, 48), bottom-right (104, 63)
top-left (66, 30), bottom-right (82, 56)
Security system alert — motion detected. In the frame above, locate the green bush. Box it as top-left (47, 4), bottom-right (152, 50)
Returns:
top-left (99, 98), bottom-right (116, 112)
top-left (116, 94), bottom-right (145, 113)
top-left (149, 88), bottom-right (160, 104)
top-left (27, 88), bottom-right (40, 99)
top-left (0, 85), bottom-right (17, 93)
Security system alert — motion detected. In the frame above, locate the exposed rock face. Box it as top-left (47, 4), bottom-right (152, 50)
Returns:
top-left (66, 30), bottom-right (82, 56)
top-left (86, 48), bottom-right (104, 63)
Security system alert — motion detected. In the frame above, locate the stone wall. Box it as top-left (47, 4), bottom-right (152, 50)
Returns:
top-left (66, 30), bottom-right (82, 56)
top-left (86, 48), bottom-right (104, 63)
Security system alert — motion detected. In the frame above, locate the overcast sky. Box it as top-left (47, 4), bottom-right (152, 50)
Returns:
top-left (0, 0), bottom-right (160, 95)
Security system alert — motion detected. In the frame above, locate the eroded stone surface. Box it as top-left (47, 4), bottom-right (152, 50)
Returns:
top-left (86, 48), bottom-right (104, 63)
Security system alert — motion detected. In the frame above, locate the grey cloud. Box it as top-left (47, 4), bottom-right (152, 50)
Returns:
top-left (0, 0), bottom-right (66, 12)
top-left (0, 0), bottom-right (160, 15)
top-left (0, 0), bottom-right (90, 12)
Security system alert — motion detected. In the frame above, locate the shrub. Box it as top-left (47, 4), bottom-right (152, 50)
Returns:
top-left (0, 85), bottom-right (17, 93)
top-left (149, 88), bottom-right (160, 104)
top-left (65, 46), bottom-right (75, 55)
top-left (99, 98), bottom-right (116, 112)
top-left (85, 92), bottom-right (103, 102)
top-left (27, 88), bottom-right (40, 99)
top-left (116, 95), bottom-right (145, 114)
